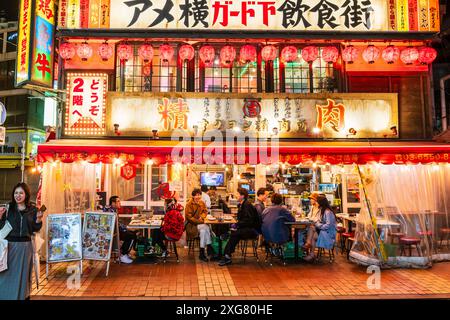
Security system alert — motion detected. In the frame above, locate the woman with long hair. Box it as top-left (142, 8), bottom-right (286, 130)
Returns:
top-left (0, 182), bottom-right (44, 300)
top-left (303, 195), bottom-right (337, 262)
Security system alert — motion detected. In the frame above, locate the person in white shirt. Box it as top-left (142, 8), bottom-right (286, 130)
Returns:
top-left (201, 185), bottom-right (211, 212)
top-left (307, 192), bottom-right (322, 222)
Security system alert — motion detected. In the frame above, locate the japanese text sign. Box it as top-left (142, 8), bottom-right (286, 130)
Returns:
top-left (58, 0), bottom-right (439, 32)
top-left (65, 73), bottom-right (108, 135)
top-left (15, 0), bottom-right (56, 88)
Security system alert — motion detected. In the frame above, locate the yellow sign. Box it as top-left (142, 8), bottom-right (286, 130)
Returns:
top-left (59, 0), bottom-right (439, 32)
top-left (15, 0), bottom-right (33, 85)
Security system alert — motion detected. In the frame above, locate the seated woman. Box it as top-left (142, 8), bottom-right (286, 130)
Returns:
top-left (261, 193), bottom-right (295, 247)
top-left (151, 194), bottom-right (185, 258)
top-left (303, 195), bottom-right (337, 262)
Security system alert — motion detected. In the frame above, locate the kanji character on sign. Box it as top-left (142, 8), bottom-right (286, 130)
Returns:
top-left (277, 0), bottom-right (311, 28)
top-left (316, 99), bottom-right (345, 132)
top-left (310, 0), bottom-right (339, 29)
top-left (38, 0), bottom-right (54, 20)
top-left (179, 0), bottom-right (209, 27)
top-left (340, 0), bottom-right (374, 29)
top-left (169, 98), bottom-right (189, 129)
top-left (72, 95), bottom-right (83, 106)
top-left (158, 98), bottom-right (174, 130)
top-left (35, 53), bottom-right (51, 78)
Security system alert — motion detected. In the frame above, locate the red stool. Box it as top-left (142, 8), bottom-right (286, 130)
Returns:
top-left (389, 232), bottom-right (405, 245)
top-left (342, 232), bottom-right (355, 257)
top-left (399, 237), bottom-right (421, 256)
top-left (439, 228), bottom-right (450, 249)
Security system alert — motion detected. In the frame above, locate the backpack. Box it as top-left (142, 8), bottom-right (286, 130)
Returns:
top-left (161, 208), bottom-right (185, 241)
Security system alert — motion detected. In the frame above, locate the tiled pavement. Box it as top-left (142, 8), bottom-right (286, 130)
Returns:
top-left (31, 248), bottom-right (450, 300)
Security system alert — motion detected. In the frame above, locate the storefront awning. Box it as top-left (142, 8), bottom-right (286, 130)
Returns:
top-left (37, 139), bottom-right (450, 165)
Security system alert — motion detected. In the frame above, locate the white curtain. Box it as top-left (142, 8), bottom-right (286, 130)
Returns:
top-left (350, 164), bottom-right (450, 268)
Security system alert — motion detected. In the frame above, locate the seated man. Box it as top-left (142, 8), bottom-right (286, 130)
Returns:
top-left (219, 188), bottom-right (260, 266)
top-left (104, 196), bottom-right (137, 264)
top-left (261, 193), bottom-right (295, 247)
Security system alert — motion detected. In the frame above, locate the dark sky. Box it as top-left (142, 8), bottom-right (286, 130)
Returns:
top-left (0, 0), bottom-right (19, 21)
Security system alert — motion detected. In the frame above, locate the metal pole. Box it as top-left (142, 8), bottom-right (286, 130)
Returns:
top-left (21, 139), bottom-right (26, 183)
top-left (439, 74), bottom-right (450, 131)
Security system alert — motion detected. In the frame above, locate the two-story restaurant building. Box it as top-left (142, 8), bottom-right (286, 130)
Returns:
top-left (19, 0), bottom-right (450, 267)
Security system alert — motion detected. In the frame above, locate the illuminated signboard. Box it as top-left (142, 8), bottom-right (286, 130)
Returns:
top-left (15, 0), bottom-right (56, 88)
top-left (64, 73), bottom-right (108, 136)
top-left (102, 93), bottom-right (399, 139)
top-left (57, 0), bottom-right (440, 32)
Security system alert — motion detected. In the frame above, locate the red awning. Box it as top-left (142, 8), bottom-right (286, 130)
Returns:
top-left (37, 139), bottom-right (450, 165)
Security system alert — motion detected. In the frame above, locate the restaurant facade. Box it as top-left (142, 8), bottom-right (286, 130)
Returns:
top-left (16, 0), bottom-right (450, 269)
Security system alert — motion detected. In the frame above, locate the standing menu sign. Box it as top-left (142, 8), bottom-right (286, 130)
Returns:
top-left (47, 213), bottom-right (82, 262)
top-left (82, 212), bottom-right (115, 261)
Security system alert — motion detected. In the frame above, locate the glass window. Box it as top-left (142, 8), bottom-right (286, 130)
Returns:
top-left (6, 31), bottom-right (18, 53)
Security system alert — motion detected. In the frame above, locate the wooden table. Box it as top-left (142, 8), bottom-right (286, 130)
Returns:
top-left (205, 216), bottom-right (237, 257)
top-left (285, 219), bottom-right (313, 261)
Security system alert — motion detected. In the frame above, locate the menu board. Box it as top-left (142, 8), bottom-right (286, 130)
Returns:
top-left (82, 212), bottom-right (116, 261)
top-left (47, 213), bottom-right (82, 263)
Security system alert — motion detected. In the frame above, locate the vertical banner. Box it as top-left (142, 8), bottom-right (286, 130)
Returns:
top-left (31, 0), bottom-right (56, 87)
top-left (67, 0), bottom-right (80, 28)
top-left (89, 0), bottom-right (101, 28)
top-left (387, 0), bottom-right (397, 31)
top-left (58, 0), bottom-right (68, 28)
top-left (65, 73), bottom-right (108, 136)
top-left (428, 0), bottom-right (439, 31)
top-left (396, 0), bottom-right (409, 31)
top-left (80, 0), bottom-right (89, 28)
top-left (407, 0), bottom-right (418, 31)
top-left (418, 0), bottom-right (429, 31)
top-left (99, 0), bottom-right (110, 28)
top-left (15, 0), bottom-right (32, 86)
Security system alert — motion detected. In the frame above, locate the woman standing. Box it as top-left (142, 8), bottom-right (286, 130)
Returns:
top-left (0, 183), bottom-right (44, 300)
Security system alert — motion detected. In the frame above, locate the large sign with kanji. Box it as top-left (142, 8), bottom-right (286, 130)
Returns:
top-left (64, 73), bottom-right (108, 135)
top-left (102, 92), bottom-right (398, 139)
top-left (57, 0), bottom-right (439, 32)
top-left (15, 0), bottom-right (56, 88)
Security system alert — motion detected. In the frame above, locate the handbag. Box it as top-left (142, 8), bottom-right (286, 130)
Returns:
top-left (0, 215), bottom-right (13, 272)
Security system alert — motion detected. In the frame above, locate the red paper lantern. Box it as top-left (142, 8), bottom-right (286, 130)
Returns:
top-left (261, 45), bottom-right (278, 62)
top-left (301, 46), bottom-right (319, 63)
top-left (400, 46), bottom-right (419, 65)
top-left (59, 42), bottom-right (75, 60)
top-left (240, 44), bottom-right (257, 63)
top-left (77, 42), bottom-right (93, 61)
top-left (179, 44), bottom-right (195, 61)
top-left (362, 45), bottom-right (380, 64)
top-left (342, 45), bottom-right (359, 64)
top-left (97, 42), bottom-right (113, 61)
top-left (418, 46), bottom-right (437, 65)
top-left (280, 46), bottom-right (298, 62)
top-left (138, 44), bottom-right (154, 63)
top-left (381, 45), bottom-right (400, 64)
top-left (199, 45), bottom-right (215, 66)
top-left (220, 45), bottom-right (236, 66)
top-left (322, 46), bottom-right (339, 63)
top-left (117, 44), bottom-right (133, 62)
top-left (160, 44), bottom-right (174, 62)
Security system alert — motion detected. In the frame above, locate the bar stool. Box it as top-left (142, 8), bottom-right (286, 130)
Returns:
top-left (317, 246), bottom-right (335, 263)
top-left (439, 228), bottom-right (450, 249)
top-left (336, 226), bottom-right (346, 253)
top-left (264, 242), bottom-right (286, 266)
top-left (342, 232), bottom-right (355, 256)
top-left (241, 238), bottom-right (259, 263)
top-left (418, 230), bottom-right (435, 254)
top-left (389, 232), bottom-right (405, 244)
top-left (163, 240), bottom-right (180, 263)
top-left (187, 237), bottom-right (200, 255)
top-left (399, 237), bottom-right (422, 256)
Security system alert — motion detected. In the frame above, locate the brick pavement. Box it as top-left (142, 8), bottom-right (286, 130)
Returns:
top-left (31, 248), bottom-right (450, 299)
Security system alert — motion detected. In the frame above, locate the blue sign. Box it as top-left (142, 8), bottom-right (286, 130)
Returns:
top-left (0, 102), bottom-right (6, 125)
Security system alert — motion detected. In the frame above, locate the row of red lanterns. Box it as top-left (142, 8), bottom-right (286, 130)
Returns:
top-left (60, 42), bottom-right (437, 66)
